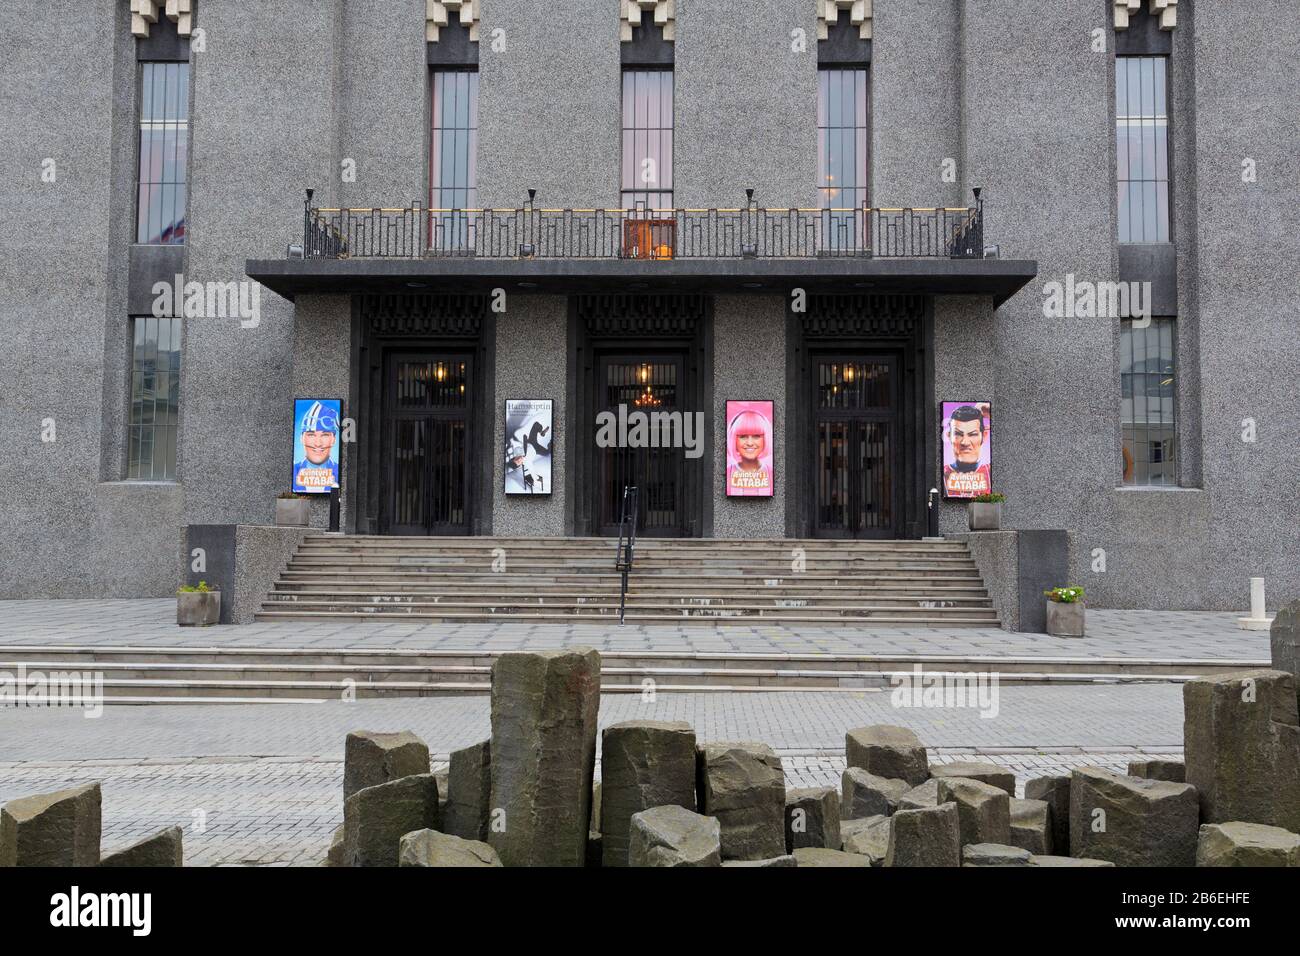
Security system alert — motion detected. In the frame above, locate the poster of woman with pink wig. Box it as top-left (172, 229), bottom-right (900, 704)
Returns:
top-left (725, 400), bottom-right (774, 497)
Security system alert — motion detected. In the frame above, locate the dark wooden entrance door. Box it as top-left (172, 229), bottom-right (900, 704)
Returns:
top-left (812, 355), bottom-right (903, 539)
top-left (386, 352), bottom-right (472, 535)
top-left (596, 354), bottom-right (688, 537)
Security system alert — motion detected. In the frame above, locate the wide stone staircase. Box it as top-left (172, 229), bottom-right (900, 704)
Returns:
top-left (253, 535), bottom-right (1002, 626)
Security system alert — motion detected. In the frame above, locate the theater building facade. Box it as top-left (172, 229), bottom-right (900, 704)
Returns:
top-left (3, 0), bottom-right (1297, 612)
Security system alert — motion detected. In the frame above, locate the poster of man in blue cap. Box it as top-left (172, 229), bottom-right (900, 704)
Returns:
top-left (292, 399), bottom-right (341, 493)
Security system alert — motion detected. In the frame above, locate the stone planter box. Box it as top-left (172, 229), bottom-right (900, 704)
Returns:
top-left (967, 501), bottom-right (1003, 531)
top-left (1045, 600), bottom-right (1085, 637)
top-left (177, 591), bottom-right (220, 626)
top-left (275, 497), bottom-right (310, 527)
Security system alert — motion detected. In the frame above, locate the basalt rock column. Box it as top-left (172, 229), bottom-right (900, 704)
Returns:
top-left (489, 648), bottom-right (601, 867)
top-left (0, 784), bottom-right (101, 867)
top-left (601, 720), bottom-right (696, 867)
top-left (1184, 669), bottom-right (1300, 832)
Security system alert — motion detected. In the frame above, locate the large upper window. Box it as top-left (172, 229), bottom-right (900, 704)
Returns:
top-left (621, 69), bottom-right (673, 212)
top-left (1120, 317), bottom-right (1177, 486)
top-left (429, 69), bottom-right (479, 250)
top-left (136, 62), bottom-right (189, 245)
top-left (128, 317), bottom-right (182, 480)
top-left (1116, 56), bottom-right (1169, 243)
top-left (817, 68), bottom-right (868, 210)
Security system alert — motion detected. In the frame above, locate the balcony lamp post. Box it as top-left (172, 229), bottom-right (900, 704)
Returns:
top-left (742, 188), bottom-right (757, 258)
top-left (519, 188), bottom-right (536, 258)
top-left (291, 188), bottom-right (316, 259)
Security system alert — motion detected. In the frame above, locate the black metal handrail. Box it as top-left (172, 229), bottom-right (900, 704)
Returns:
top-left (614, 485), bottom-right (639, 626)
top-left (298, 193), bottom-right (984, 261)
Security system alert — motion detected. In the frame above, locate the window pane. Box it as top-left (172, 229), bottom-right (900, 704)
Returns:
top-left (136, 62), bottom-right (189, 244)
top-left (621, 69), bottom-right (673, 208)
top-left (1116, 56), bottom-right (1170, 244)
top-left (430, 70), bottom-right (480, 248)
top-left (818, 68), bottom-right (869, 212)
top-left (127, 317), bottom-right (182, 480)
top-left (1120, 318), bottom-right (1177, 486)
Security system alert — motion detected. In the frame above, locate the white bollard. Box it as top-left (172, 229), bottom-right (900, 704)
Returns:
top-left (1237, 577), bottom-right (1274, 630)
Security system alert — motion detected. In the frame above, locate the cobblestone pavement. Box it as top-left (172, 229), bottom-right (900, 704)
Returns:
top-left (0, 685), bottom-right (1185, 865)
top-left (0, 600), bottom-right (1271, 661)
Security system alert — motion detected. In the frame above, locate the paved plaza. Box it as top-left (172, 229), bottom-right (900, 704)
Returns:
top-left (0, 600), bottom-right (1268, 864)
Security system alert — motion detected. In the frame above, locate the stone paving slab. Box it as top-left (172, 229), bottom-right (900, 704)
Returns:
top-left (0, 748), bottom-right (1172, 866)
top-left (0, 600), bottom-right (1271, 661)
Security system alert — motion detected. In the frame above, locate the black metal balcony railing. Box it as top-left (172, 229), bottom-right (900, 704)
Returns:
top-left (301, 196), bottom-right (983, 261)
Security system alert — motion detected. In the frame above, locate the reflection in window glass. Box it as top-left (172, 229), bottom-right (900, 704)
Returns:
top-left (128, 317), bottom-right (182, 480)
top-left (430, 70), bottom-right (479, 249)
top-left (1116, 56), bottom-right (1169, 243)
top-left (136, 62), bottom-right (189, 244)
top-left (1120, 317), bottom-right (1177, 486)
top-left (621, 69), bottom-right (673, 211)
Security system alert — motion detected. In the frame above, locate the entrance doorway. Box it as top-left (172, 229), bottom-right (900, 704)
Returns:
top-left (595, 354), bottom-right (688, 537)
top-left (812, 356), bottom-right (903, 538)
top-left (385, 352), bottom-right (473, 535)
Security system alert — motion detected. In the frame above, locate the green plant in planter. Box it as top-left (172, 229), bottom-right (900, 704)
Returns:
top-left (1045, 585), bottom-right (1085, 604)
top-left (277, 491), bottom-right (306, 499)
top-left (178, 580), bottom-right (214, 594)
top-left (972, 492), bottom-right (1006, 503)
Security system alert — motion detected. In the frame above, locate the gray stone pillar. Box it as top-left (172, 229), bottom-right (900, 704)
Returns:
top-left (489, 649), bottom-right (601, 866)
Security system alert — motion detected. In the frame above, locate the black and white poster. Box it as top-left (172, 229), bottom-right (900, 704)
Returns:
top-left (504, 399), bottom-right (553, 495)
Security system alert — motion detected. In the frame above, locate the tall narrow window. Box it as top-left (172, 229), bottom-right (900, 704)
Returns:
top-left (818, 68), bottom-right (868, 209)
top-left (818, 68), bottom-right (868, 253)
top-left (621, 69), bottom-right (673, 211)
top-left (128, 317), bottom-right (182, 480)
top-left (1116, 56), bottom-right (1170, 242)
top-left (1120, 317), bottom-right (1177, 486)
top-left (429, 70), bottom-right (479, 251)
top-left (136, 62), bottom-right (189, 244)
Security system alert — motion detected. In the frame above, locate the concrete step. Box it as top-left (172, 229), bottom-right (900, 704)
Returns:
top-left (0, 645), bottom-right (1265, 677)
top-left (0, 673), bottom-right (1199, 700)
top-left (251, 608), bottom-right (1001, 625)
top-left (255, 597), bottom-right (1000, 618)
top-left (268, 587), bottom-right (997, 603)
top-left (282, 561), bottom-right (981, 576)
top-left (297, 535), bottom-right (972, 551)
top-left (2, 647), bottom-right (1253, 702)
top-left (279, 567), bottom-right (984, 581)
top-left (259, 596), bottom-right (995, 615)
top-left (0, 659), bottom-right (1234, 687)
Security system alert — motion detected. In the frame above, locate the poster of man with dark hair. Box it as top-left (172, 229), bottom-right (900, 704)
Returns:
top-left (504, 399), bottom-right (553, 495)
top-left (942, 401), bottom-right (992, 498)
